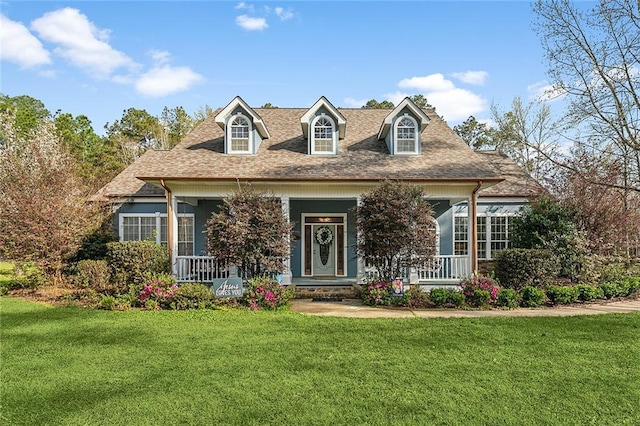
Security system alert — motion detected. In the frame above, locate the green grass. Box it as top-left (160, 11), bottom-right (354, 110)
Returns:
top-left (2, 297), bottom-right (639, 425)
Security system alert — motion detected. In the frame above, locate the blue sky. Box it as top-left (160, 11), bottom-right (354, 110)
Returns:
top-left (1, 1), bottom-right (561, 134)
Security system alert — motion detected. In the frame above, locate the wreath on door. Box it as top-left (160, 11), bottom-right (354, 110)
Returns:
top-left (315, 226), bottom-right (333, 266)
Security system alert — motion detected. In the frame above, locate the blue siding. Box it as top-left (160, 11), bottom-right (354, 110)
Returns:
top-left (289, 199), bottom-right (357, 278)
top-left (193, 200), bottom-right (223, 254)
top-left (428, 200), bottom-right (453, 255)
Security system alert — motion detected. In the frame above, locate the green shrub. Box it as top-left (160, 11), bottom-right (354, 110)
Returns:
top-left (106, 241), bottom-right (170, 293)
top-left (244, 277), bottom-right (294, 310)
top-left (74, 260), bottom-right (111, 292)
top-left (520, 286), bottom-right (546, 307)
top-left (74, 230), bottom-right (118, 261)
top-left (546, 285), bottom-right (579, 305)
top-left (576, 284), bottom-right (604, 302)
top-left (429, 288), bottom-right (449, 307)
top-left (429, 288), bottom-right (464, 307)
top-left (616, 277), bottom-right (640, 297)
top-left (171, 283), bottom-right (215, 310)
top-left (139, 274), bottom-right (178, 309)
top-left (467, 289), bottom-right (491, 307)
top-left (361, 280), bottom-right (392, 306)
top-left (407, 285), bottom-right (430, 309)
top-left (459, 275), bottom-right (499, 307)
top-left (599, 282), bottom-right (622, 299)
top-left (496, 288), bottom-right (519, 309)
top-left (494, 249), bottom-right (559, 291)
top-left (99, 295), bottom-right (116, 310)
top-left (12, 262), bottom-right (47, 289)
top-left (510, 197), bottom-right (584, 279)
top-left (578, 255), bottom-right (640, 285)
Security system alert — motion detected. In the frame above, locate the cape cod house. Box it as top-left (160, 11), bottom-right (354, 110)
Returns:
top-left (96, 96), bottom-right (542, 287)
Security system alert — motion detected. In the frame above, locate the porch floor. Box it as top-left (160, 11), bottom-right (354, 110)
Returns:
top-left (291, 277), bottom-right (357, 287)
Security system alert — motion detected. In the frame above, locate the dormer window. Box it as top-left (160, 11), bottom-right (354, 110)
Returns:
top-left (229, 115), bottom-right (251, 153)
top-left (301, 97), bottom-right (346, 156)
top-left (215, 96), bottom-right (270, 155)
top-left (377, 97), bottom-right (429, 155)
top-left (395, 116), bottom-right (418, 153)
top-left (312, 116), bottom-right (335, 154)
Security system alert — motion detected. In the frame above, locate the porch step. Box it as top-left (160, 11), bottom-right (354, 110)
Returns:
top-left (294, 285), bottom-right (357, 300)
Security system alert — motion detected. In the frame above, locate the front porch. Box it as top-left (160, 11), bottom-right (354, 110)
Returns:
top-left (175, 254), bottom-right (471, 285)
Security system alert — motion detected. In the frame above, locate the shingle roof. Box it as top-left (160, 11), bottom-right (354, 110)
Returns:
top-left (476, 150), bottom-right (546, 197)
top-left (96, 107), bottom-right (518, 200)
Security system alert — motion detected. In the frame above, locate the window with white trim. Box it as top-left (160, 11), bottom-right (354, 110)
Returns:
top-left (453, 215), bottom-right (512, 260)
top-left (454, 216), bottom-right (469, 255)
top-left (228, 114), bottom-right (251, 153)
top-left (395, 115), bottom-right (418, 153)
top-left (120, 214), bottom-right (194, 256)
top-left (311, 115), bottom-right (336, 154)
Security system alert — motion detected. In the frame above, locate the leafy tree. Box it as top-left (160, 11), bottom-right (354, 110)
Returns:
top-left (193, 105), bottom-right (214, 124)
top-left (356, 181), bottom-right (437, 281)
top-left (53, 111), bottom-right (122, 188)
top-left (0, 109), bottom-right (101, 281)
top-left (104, 108), bottom-right (163, 164)
top-left (490, 97), bottom-right (559, 182)
top-left (0, 94), bottom-right (50, 140)
top-left (511, 197), bottom-right (584, 279)
top-left (409, 94), bottom-right (433, 109)
top-left (205, 187), bottom-right (293, 279)
top-left (260, 103), bottom-right (278, 109)
top-left (453, 116), bottom-right (494, 150)
top-left (547, 142), bottom-right (640, 255)
top-left (533, 0), bottom-right (640, 192)
top-left (159, 106), bottom-right (196, 149)
top-left (362, 99), bottom-right (395, 109)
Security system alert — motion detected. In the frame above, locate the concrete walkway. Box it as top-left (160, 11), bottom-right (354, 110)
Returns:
top-left (290, 298), bottom-right (640, 318)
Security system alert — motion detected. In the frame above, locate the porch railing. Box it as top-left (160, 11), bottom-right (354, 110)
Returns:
top-left (175, 256), bottom-right (232, 283)
top-left (364, 255), bottom-right (471, 284)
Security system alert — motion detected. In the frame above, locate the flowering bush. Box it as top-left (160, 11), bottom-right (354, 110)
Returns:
top-left (459, 275), bottom-right (500, 307)
top-left (139, 275), bottom-right (178, 309)
top-left (361, 280), bottom-right (392, 306)
top-left (243, 277), bottom-right (294, 310)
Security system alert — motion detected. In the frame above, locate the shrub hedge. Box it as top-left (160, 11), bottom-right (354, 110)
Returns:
top-left (494, 249), bottom-right (559, 291)
top-left (106, 241), bottom-right (170, 293)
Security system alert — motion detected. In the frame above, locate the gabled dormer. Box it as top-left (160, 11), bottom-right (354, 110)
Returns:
top-left (300, 96), bottom-right (346, 155)
top-left (377, 97), bottom-right (430, 155)
top-left (215, 96), bottom-right (270, 155)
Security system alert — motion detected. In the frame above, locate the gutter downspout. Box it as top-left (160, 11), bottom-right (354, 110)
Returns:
top-left (159, 179), bottom-right (173, 265)
top-left (471, 180), bottom-right (483, 276)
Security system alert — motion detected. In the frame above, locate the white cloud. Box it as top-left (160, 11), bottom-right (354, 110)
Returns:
top-left (398, 74), bottom-right (455, 92)
top-left (527, 80), bottom-right (566, 102)
top-left (149, 49), bottom-right (171, 65)
top-left (383, 91), bottom-right (411, 106)
top-left (274, 7), bottom-right (294, 21)
top-left (135, 65), bottom-right (203, 97)
top-left (392, 73), bottom-right (487, 122)
top-left (0, 14), bottom-right (51, 68)
top-left (343, 97), bottom-right (368, 108)
top-left (236, 2), bottom-right (247, 9)
top-left (30, 7), bottom-right (137, 79)
top-left (236, 14), bottom-right (268, 31)
top-left (451, 70), bottom-right (488, 86)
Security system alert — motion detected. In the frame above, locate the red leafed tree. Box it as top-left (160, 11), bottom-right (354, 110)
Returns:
top-left (0, 109), bottom-right (101, 280)
top-left (205, 186), bottom-right (293, 279)
top-left (356, 180), bottom-right (437, 281)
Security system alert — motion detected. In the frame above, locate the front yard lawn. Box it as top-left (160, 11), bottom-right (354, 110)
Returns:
top-left (1, 297), bottom-right (639, 425)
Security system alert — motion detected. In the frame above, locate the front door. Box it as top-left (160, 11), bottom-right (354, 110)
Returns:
top-left (312, 224), bottom-right (336, 276)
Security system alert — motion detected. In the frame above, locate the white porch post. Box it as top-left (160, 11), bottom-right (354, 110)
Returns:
top-left (164, 187), bottom-right (179, 276)
top-left (281, 196), bottom-right (292, 285)
top-left (356, 196), bottom-right (365, 284)
top-left (468, 193), bottom-right (478, 276)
